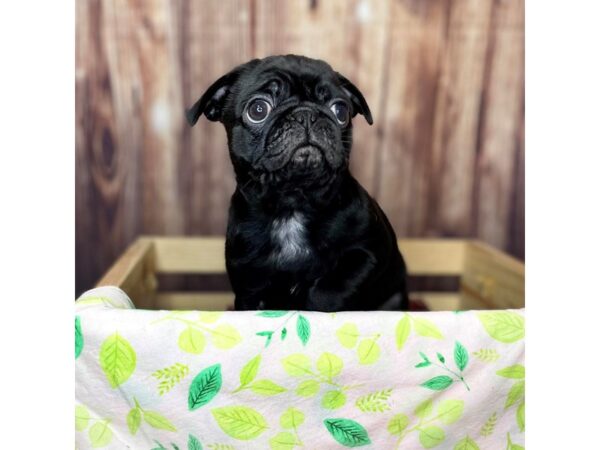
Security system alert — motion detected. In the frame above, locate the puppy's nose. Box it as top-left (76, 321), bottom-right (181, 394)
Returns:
top-left (291, 108), bottom-right (317, 127)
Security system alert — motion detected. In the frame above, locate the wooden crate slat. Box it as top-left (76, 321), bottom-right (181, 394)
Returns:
top-left (461, 241), bottom-right (525, 309)
top-left (150, 236), bottom-right (467, 276)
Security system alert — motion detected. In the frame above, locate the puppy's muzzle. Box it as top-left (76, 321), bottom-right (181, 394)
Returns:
top-left (291, 145), bottom-right (323, 168)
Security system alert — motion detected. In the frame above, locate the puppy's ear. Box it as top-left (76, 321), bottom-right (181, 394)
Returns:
top-left (186, 60), bottom-right (258, 125)
top-left (336, 73), bottom-right (373, 125)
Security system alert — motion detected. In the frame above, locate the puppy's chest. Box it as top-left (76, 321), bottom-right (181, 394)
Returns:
top-left (269, 213), bottom-right (313, 266)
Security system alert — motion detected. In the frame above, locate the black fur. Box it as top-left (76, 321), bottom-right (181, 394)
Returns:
top-left (188, 55), bottom-right (408, 311)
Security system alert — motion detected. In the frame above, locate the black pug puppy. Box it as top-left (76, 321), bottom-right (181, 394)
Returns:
top-left (187, 55), bottom-right (408, 311)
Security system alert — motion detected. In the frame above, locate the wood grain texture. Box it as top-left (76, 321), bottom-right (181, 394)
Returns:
top-left (76, 0), bottom-right (524, 295)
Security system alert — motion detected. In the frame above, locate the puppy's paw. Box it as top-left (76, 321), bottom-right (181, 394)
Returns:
top-left (306, 285), bottom-right (345, 312)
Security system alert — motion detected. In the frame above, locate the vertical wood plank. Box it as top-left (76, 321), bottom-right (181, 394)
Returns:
top-left (376, 0), bottom-right (448, 236)
top-left (473, 0), bottom-right (525, 250)
top-left (76, 0), bottom-right (144, 294)
top-left (426, 0), bottom-right (494, 236)
top-left (183, 0), bottom-right (252, 234)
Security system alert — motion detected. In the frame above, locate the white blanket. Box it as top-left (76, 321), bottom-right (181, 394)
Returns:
top-left (75, 287), bottom-right (525, 449)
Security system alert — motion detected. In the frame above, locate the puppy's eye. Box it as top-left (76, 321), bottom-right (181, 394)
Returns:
top-left (330, 101), bottom-right (350, 126)
top-left (246, 99), bottom-right (272, 123)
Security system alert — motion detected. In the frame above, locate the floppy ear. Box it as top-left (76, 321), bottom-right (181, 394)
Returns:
top-left (186, 60), bottom-right (259, 125)
top-left (186, 70), bottom-right (240, 125)
top-left (336, 72), bottom-right (373, 125)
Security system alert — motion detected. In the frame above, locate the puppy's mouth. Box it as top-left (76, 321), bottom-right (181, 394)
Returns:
top-left (290, 145), bottom-right (323, 169)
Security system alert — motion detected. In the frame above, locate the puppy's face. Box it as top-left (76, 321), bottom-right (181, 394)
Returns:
top-left (187, 56), bottom-right (372, 185)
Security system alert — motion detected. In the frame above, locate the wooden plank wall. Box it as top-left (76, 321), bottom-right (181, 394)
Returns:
top-left (76, 0), bottom-right (524, 295)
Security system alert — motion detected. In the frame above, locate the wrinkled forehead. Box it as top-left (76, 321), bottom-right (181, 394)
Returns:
top-left (237, 59), bottom-right (344, 103)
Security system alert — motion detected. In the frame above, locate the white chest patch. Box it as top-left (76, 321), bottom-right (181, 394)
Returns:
top-left (270, 213), bottom-right (311, 264)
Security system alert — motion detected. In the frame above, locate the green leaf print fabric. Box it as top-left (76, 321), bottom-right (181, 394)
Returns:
top-left (75, 287), bottom-right (525, 449)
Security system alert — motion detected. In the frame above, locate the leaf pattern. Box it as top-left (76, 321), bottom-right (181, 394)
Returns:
top-left (472, 349), bottom-right (500, 363)
top-left (453, 436), bottom-right (480, 450)
top-left (355, 389), bottom-right (392, 412)
top-left (477, 312), bottom-right (525, 343)
top-left (99, 332), bottom-right (136, 388)
top-left (75, 316), bottom-right (83, 359)
top-left (421, 376), bottom-right (453, 391)
top-left (454, 341), bottom-right (469, 372)
top-left (189, 364), bottom-right (222, 410)
top-left (211, 406), bottom-right (268, 440)
top-left (188, 434), bottom-right (203, 450)
top-left (479, 412), bottom-right (497, 437)
top-left (77, 300), bottom-right (525, 449)
top-left (296, 315), bottom-right (310, 346)
top-left (153, 363), bottom-right (190, 395)
top-left (323, 418), bottom-right (371, 447)
top-left (395, 315), bottom-right (411, 350)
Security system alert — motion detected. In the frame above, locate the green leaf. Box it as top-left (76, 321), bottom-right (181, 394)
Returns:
top-left (269, 432), bottom-right (297, 450)
top-left (414, 399), bottom-right (434, 419)
top-left (413, 317), bottom-right (443, 339)
top-left (421, 375), bottom-right (453, 391)
top-left (211, 324), bottom-right (242, 349)
top-left (505, 380), bottom-right (525, 409)
top-left (507, 433), bottom-right (524, 450)
top-left (199, 311), bottom-right (222, 323)
top-left (517, 401), bottom-right (525, 432)
top-left (153, 363), bottom-right (190, 395)
top-left (178, 327), bottom-right (206, 354)
top-left (282, 354), bottom-right (312, 376)
top-left (257, 310), bottom-right (288, 317)
top-left (419, 426), bottom-right (445, 449)
top-left (337, 323), bottom-right (360, 348)
top-left (280, 407), bottom-right (305, 429)
top-left (89, 420), bottom-right (113, 448)
top-left (479, 412), bottom-right (497, 437)
top-left (144, 410), bottom-right (177, 432)
top-left (496, 365), bottom-right (525, 379)
top-left (240, 355), bottom-right (261, 387)
top-left (250, 379), bottom-right (287, 396)
top-left (415, 361), bottom-right (431, 368)
top-left (211, 406), bottom-right (268, 440)
top-left (436, 352), bottom-right (445, 363)
top-left (188, 364), bottom-right (222, 410)
top-left (357, 338), bottom-right (381, 365)
top-left (395, 315), bottom-right (411, 350)
top-left (188, 434), bottom-right (203, 450)
top-left (256, 331), bottom-right (274, 347)
top-left (75, 405), bottom-right (89, 431)
top-left (355, 389), bottom-right (392, 413)
top-left (75, 316), bottom-right (83, 359)
top-left (454, 436), bottom-right (480, 450)
top-left (323, 418), bottom-right (371, 447)
top-left (387, 414), bottom-right (409, 436)
top-left (472, 349), bottom-right (500, 363)
top-left (477, 311), bottom-right (525, 343)
top-left (296, 315), bottom-right (311, 346)
top-left (281, 327), bottom-right (287, 341)
top-left (295, 379), bottom-right (320, 397)
top-left (151, 441), bottom-right (167, 450)
top-left (437, 399), bottom-right (464, 424)
top-left (454, 341), bottom-right (469, 372)
top-left (127, 407), bottom-right (142, 435)
top-left (322, 390), bottom-right (347, 409)
top-left (99, 332), bottom-right (136, 388)
top-left (317, 352), bottom-right (343, 379)
top-left (419, 351), bottom-right (430, 363)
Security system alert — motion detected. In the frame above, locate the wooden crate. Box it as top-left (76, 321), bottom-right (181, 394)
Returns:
top-left (97, 237), bottom-right (524, 311)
